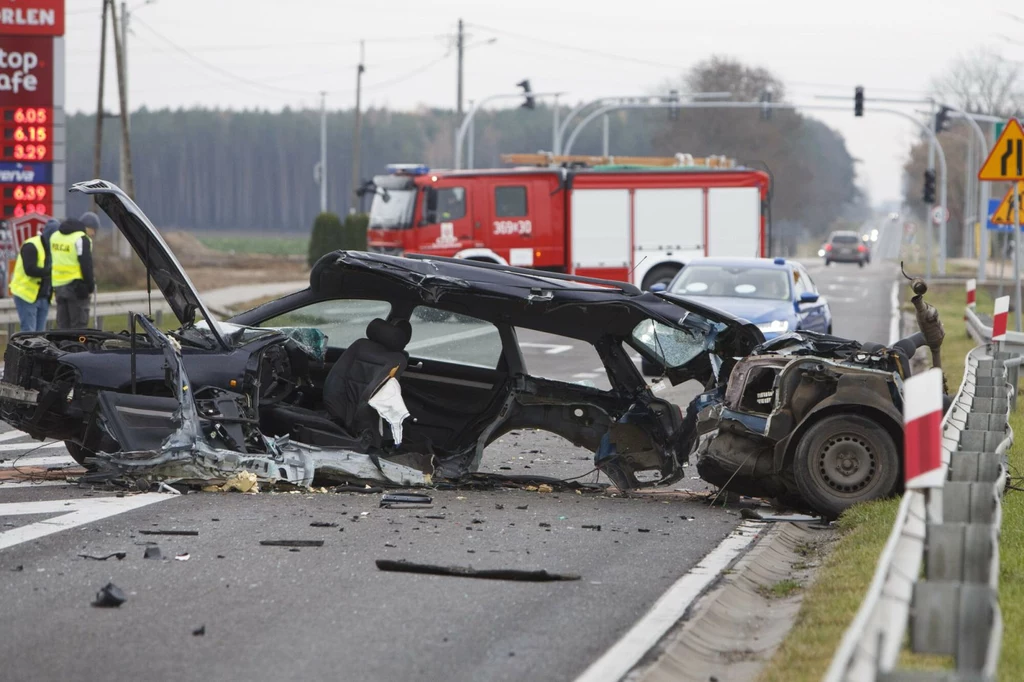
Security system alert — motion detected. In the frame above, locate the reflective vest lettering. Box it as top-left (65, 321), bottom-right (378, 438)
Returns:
top-left (50, 230), bottom-right (87, 287)
top-left (9, 235), bottom-right (45, 303)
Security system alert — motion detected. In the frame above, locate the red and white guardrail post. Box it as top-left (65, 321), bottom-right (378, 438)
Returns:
top-left (993, 295), bottom-right (1010, 343)
top-left (965, 279), bottom-right (976, 320)
top-left (904, 367), bottom-right (945, 523)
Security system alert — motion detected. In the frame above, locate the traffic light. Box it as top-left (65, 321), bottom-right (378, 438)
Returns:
top-left (760, 87), bottom-right (773, 121)
top-left (667, 89), bottom-right (679, 121)
top-left (517, 80), bottom-right (535, 110)
top-left (854, 86), bottom-right (864, 117)
top-left (923, 169), bottom-right (936, 204)
top-left (934, 106), bottom-right (950, 133)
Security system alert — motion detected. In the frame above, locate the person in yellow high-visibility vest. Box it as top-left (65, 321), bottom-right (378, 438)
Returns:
top-left (9, 219), bottom-right (59, 332)
top-left (52, 214), bottom-right (98, 329)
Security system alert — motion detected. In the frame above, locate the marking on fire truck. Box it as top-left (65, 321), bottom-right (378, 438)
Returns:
top-left (493, 219), bottom-right (532, 236)
top-left (431, 222), bottom-right (459, 248)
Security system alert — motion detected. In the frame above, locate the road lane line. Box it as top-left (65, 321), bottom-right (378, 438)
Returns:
top-left (889, 280), bottom-right (900, 344)
top-left (572, 520), bottom-right (763, 682)
top-left (0, 430), bottom-right (32, 443)
top-left (0, 454), bottom-right (75, 469)
top-left (519, 342), bottom-right (574, 354)
top-left (0, 441), bottom-right (67, 453)
top-left (0, 494), bottom-right (173, 551)
top-left (406, 326), bottom-right (497, 351)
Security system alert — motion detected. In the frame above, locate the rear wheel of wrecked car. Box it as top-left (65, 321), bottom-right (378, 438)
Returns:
top-left (641, 264), bottom-right (679, 291)
top-left (793, 414), bottom-right (898, 518)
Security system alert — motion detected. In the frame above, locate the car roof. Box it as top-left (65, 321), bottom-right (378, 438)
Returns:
top-left (683, 257), bottom-right (794, 271)
top-left (829, 231), bottom-right (860, 238)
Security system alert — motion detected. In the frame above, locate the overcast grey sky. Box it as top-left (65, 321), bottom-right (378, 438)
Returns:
top-left (63, 0), bottom-right (1019, 205)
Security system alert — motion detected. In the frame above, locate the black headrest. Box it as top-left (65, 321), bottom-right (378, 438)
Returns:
top-left (366, 318), bottom-right (412, 352)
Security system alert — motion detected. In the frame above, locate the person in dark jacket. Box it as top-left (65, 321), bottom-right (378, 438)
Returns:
top-left (9, 219), bottom-right (59, 331)
top-left (52, 214), bottom-right (97, 329)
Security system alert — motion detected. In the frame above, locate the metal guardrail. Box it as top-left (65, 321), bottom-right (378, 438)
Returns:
top-left (0, 292), bottom-right (171, 338)
top-left (824, 336), bottom-right (1015, 682)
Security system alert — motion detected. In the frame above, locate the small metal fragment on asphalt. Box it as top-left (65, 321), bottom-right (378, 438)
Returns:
top-left (375, 559), bottom-right (581, 582)
top-left (516, 505), bottom-right (528, 510)
top-left (174, 553), bottom-right (190, 561)
top-left (259, 540), bottom-right (325, 548)
top-left (637, 528), bottom-right (651, 533)
top-left (138, 530), bottom-right (199, 536)
top-left (143, 546), bottom-right (163, 560)
top-left (310, 521), bottom-right (338, 527)
top-left (471, 518), bottom-right (484, 524)
top-left (192, 625), bottom-right (206, 636)
top-left (79, 552), bottom-right (127, 561)
top-left (419, 514), bottom-right (446, 520)
top-left (582, 524), bottom-right (601, 531)
top-left (740, 508), bottom-right (764, 520)
top-left (539, 522), bottom-right (551, 528)
top-left (92, 582), bottom-right (126, 608)
top-left (380, 492), bottom-right (433, 509)
top-left (494, 504), bottom-right (504, 510)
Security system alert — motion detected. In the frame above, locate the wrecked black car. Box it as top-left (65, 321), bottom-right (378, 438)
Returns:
top-left (0, 181), bottom-right (940, 517)
top-left (0, 180), bottom-right (763, 492)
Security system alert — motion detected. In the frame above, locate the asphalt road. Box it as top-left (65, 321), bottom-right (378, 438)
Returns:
top-left (0, 253), bottom-right (899, 682)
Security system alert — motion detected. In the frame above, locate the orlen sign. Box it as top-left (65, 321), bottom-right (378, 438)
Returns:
top-left (0, 35), bottom-right (51, 106)
top-left (0, 1), bottom-right (64, 37)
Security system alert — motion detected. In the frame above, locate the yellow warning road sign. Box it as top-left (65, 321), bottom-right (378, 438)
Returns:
top-left (979, 118), bottom-right (1024, 181)
top-left (991, 181), bottom-right (1024, 224)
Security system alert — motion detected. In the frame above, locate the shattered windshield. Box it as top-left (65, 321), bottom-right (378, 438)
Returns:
top-left (630, 319), bottom-right (709, 368)
top-left (670, 265), bottom-right (791, 301)
top-left (369, 189), bottom-right (416, 229)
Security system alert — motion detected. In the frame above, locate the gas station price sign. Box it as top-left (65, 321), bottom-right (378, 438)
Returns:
top-left (1, 183), bottom-right (51, 218)
top-left (1, 106), bottom-right (52, 162)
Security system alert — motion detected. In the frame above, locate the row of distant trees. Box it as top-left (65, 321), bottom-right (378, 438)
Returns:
top-left (67, 56), bottom-right (866, 240)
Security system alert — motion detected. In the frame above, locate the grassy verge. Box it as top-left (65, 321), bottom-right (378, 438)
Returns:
top-left (1000, 408), bottom-right (1024, 681)
top-left (197, 234), bottom-right (308, 257)
top-left (758, 283), bottom-right (982, 682)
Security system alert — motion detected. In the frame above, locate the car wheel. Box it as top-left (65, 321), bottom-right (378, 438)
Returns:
top-left (792, 414), bottom-right (899, 518)
top-left (641, 264), bottom-right (680, 291)
top-left (65, 442), bottom-right (96, 468)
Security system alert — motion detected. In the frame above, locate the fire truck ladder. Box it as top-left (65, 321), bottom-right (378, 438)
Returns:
top-left (500, 152), bottom-right (736, 169)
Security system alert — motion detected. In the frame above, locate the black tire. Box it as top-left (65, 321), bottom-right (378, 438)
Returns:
top-left (792, 414), bottom-right (899, 518)
top-left (641, 264), bottom-right (680, 291)
top-left (65, 442), bottom-right (96, 468)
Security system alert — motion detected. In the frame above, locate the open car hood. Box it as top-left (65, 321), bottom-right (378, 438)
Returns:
top-left (69, 180), bottom-right (227, 349)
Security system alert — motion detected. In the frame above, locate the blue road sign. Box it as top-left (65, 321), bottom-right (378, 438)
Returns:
top-left (987, 197), bottom-right (1024, 232)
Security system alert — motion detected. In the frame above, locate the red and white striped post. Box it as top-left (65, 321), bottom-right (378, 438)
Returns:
top-left (966, 278), bottom-right (977, 310)
top-left (904, 368), bottom-right (945, 522)
top-left (993, 295), bottom-right (1010, 343)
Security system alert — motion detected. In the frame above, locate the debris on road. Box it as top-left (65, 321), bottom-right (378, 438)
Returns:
top-left (192, 625), bottom-right (206, 636)
top-left (259, 540), bottom-right (324, 548)
top-left (143, 546), bottom-right (163, 560)
top-left (380, 492), bottom-right (433, 508)
top-left (582, 524), bottom-right (602, 531)
top-left (92, 582), bottom-right (127, 608)
top-left (174, 553), bottom-right (191, 561)
top-left (78, 552), bottom-right (127, 561)
top-left (375, 559), bottom-right (581, 582)
top-left (309, 521), bottom-right (338, 528)
top-left (740, 508), bottom-right (765, 520)
top-left (138, 530), bottom-right (199, 537)
top-left (202, 470), bottom-right (260, 494)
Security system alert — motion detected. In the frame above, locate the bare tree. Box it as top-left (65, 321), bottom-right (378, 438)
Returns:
top-left (930, 48), bottom-right (1024, 117)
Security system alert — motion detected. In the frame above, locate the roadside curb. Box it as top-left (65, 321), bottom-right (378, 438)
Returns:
top-left (628, 521), bottom-right (828, 682)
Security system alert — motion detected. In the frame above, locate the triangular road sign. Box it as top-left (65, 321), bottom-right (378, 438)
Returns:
top-left (979, 118), bottom-right (1024, 181)
top-left (990, 182), bottom-right (1024, 225)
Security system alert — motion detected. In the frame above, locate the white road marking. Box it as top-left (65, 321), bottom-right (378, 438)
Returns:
top-left (0, 480), bottom-right (74, 488)
top-left (572, 521), bottom-right (763, 682)
top-left (0, 430), bottom-right (32, 443)
top-left (0, 440), bottom-right (66, 453)
top-left (519, 342), bottom-right (574, 355)
top-left (889, 280), bottom-right (900, 345)
top-left (0, 494), bottom-right (173, 551)
top-left (0, 454), bottom-right (75, 469)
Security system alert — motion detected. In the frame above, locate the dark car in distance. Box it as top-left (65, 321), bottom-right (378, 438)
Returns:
top-left (824, 230), bottom-right (868, 267)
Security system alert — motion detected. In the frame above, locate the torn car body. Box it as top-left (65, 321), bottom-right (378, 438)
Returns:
top-left (0, 180), bottom-right (763, 491)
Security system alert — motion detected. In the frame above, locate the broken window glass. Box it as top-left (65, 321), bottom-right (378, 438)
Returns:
top-left (630, 319), bottom-right (705, 369)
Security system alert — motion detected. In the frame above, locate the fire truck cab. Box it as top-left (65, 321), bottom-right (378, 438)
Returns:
top-left (366, 156), bottom-right (770, 290)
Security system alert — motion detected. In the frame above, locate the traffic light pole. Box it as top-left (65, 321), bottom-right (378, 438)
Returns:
top-left (454, 91), bottom-right (565, 169)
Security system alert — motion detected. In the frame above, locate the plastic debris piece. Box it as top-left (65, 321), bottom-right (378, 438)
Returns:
top-left (138, 530), bottom-right (199, 536)
top-left (309, 521), bottom-right (338, 528)
top-left (157, 482), bottom-right (181, 495)
top-left (537, 484), bottom-right (553, 493)
top-left (92, 582), bottom-right (126, 608)
top-left (259, 540), bottom-right (324, 548)
top-left (375, 559), bottom-right (580, 582)
top-left (174, 553), bottom-right (190, 561)
top-left (637, 528), bottom-right (651, 533)
top-left (368, 377), bottom-right (410, 445)
top-left (143, 546), bottom-right (163, 560)
top-left (582, 525), bottom-right (602, 531)
top-left (192, 625), bottom-right (206, 636)
top-left (223, 471), bottom-right (260, 494)
top-left (380, 492), bottom-right (433, 509)
top-left (79, 552), bottom-right (127, 561)
top-left (740, 508), bottom-right (764, 520)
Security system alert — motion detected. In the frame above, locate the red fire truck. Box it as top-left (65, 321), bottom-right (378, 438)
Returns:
top-left (365, 153), bottom-right (771, 290)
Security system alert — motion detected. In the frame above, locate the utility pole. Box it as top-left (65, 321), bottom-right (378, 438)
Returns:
top-left (119, 2), bottom-right (130, 192)
top-left (456, 19), bottom-right (464, 117)
top-left (92, 0), bottom-right (109, 214)
top-left (109, 2), bottom-right (133, 199)
top-left (350, 41), bottom-right (365, 214)
top-left (319, 92), bottom-right (327, 213)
